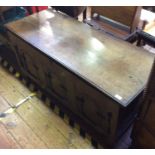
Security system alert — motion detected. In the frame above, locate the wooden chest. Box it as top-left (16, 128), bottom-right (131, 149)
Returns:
top-left (5, 9), bottom-right (154, 147)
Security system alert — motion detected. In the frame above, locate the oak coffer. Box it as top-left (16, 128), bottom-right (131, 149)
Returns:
top-left (4, 8), bottom-right (154, 147)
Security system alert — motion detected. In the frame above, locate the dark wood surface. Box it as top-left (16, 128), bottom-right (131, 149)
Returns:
top-left (5, 8), bottom-right (154, 107)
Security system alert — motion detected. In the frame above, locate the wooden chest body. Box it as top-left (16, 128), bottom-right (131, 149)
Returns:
top-left (5, 9), bottom-right (154, 147)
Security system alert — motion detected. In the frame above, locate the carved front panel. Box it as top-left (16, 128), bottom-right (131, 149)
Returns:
top-left (16, 39), bottom-right (47, 87)
top-left (74, 78), bottom-right (119, 140)
top-left (45, 61), bottom-right (76, 112)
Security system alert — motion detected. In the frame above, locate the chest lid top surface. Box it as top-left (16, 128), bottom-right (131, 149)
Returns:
top-left (5, 8), bottom-right (154, 107)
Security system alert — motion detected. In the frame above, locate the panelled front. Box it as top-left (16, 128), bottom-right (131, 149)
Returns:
top-left (45, 60), bottom-right (76, 112)
top-left (74, 79), bottom-right (119, 142)
top-left (7, 32), bottom-right (120, 144)
top-left (16, 39), bottom-right (47, 87)
top-left (8, 33), bottom-right (77, 113)
top-left (6, 31), bottom-right (22, 70)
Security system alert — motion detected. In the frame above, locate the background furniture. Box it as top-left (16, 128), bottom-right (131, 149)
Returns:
top-left (131, 55), bottom-right (155, 148)
top-left (85, 6), bottom-right (142, 39)
top-left (52, 6), bottom-right (86, 18)
top-left (51, 6), bottom-right (86, 22)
